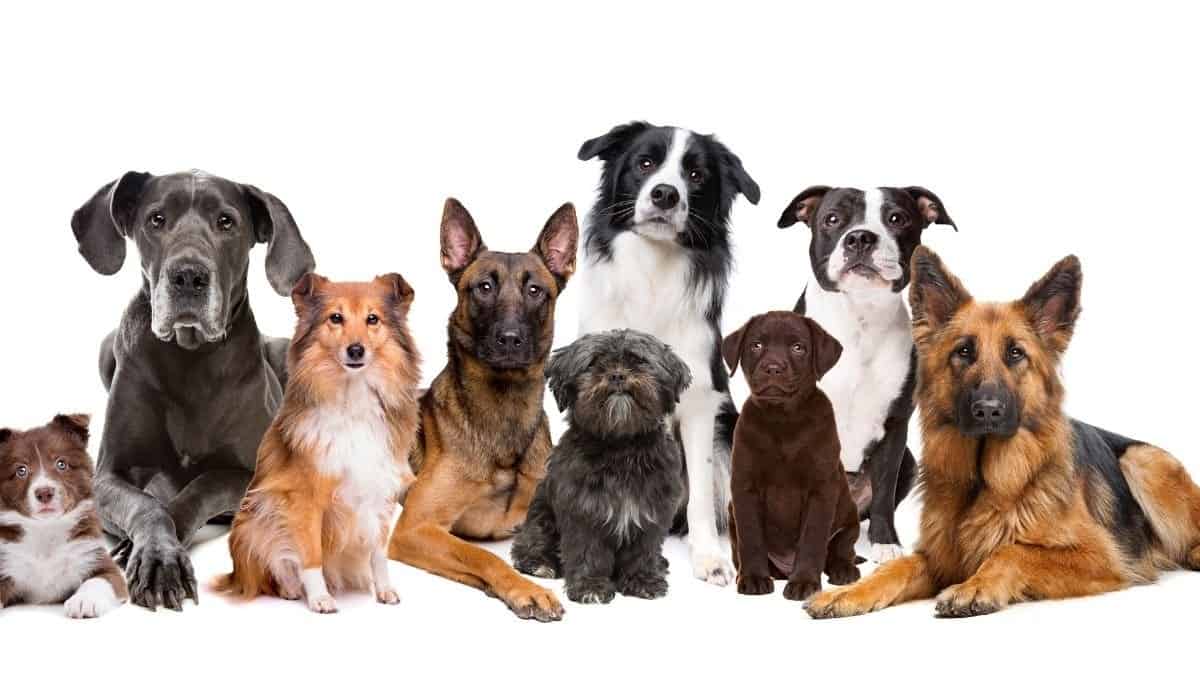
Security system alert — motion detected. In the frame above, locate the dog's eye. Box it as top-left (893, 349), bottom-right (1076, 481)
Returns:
top-left (329, 313), bottom-right (344, 325)
top-left (477, 281), bottom-right (494, 294)
top-left (792, 343), bottom-right (807, 355)
top-left (688, 169), bottom-right (704, 184)
top-left (824, 213), bottom-right (840, 228)
top-left (15, 465), bottom-right (28, 479)
top-left (955, 344), bottom-right (974, 359)
top-left (1007, 345), bottom-right (1026, 364)
top-left (216, 213), bottom-right (234, 231)
top-left (750, 341), bottom-right (763, 352)
top-left (527, 284), bottom-right (542, 298)
top-left (55, 459), bottom-right (68, 472)
top-left (888, 212), bottom-right (908, 228)
top-left (637, 157), bottom-right (655, 173)
top-left (366, 314), bottom-right (380, 325)
top-left (148, 212), bottom-right (166, 229)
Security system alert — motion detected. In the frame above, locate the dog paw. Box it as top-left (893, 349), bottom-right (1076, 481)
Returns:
top-left (803, 585), bottom-right (876, 619)
top-left (503, 581), bottom-right (565, 622)
top-left (514, 558), bottom-right (561, 579)
top-left (567, 578), bottom-right (617, 605)
top-left (736, 574), bottom-right (774, 595)
top-left (870, 543), bottom-right (905, 564)
top-left (121, 535), bottom-right (197, 611)
top-left (783, 578), bottom-right (822, 602)
top-left (306, 593), bottom-right (338, 614)
top-left (934, 581), bottom-right (1006, 619)
top-left (619, 572), bottom-right (668, 600)
top-left (64, 578), bottom-right (123, 619)
top-left (825, 561), bottom-right (862, 586)
top-left (689, 547), bottom-right (734, 587)
top-left (375, 586), bottom-right (401, 605)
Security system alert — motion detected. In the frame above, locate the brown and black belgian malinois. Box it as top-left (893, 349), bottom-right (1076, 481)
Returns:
top-left (806, 246), bottom-right (1200, 619)
top-left (387, 198), bottom-right (577, 622)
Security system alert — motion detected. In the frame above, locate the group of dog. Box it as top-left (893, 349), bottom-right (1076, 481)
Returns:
top-left (3, 122), bottom-right (1200, 623)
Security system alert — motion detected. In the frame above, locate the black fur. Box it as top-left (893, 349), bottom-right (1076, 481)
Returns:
top-left (1072, 420), bottom-right (1154, 560)
top-left (512, 330), bottom-right (688, 603)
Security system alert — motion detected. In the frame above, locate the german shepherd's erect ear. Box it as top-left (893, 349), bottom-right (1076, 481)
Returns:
top-left (1019, 255), bottom-right (1082, 355)
top-left (909, 246), bottom-right (972, 346)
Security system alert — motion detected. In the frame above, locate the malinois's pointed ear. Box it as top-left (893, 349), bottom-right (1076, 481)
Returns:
top-left (440, 198), bottom-right (486, 281)
top-left (533, 203), bottom-right (579, 289)
top-left (910, 246), bottom-right (972, 343)
top-left (1021, 255), bottom-right (1082, 354)
top-left (722, 321), bottom-right (749, 376)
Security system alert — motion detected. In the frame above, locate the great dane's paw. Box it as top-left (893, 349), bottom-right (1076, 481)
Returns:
top-left (503, 580), bottom-right (565, 622)
top-left (783, 578), bottom-right (822, 602)
top-left (375, 586), bottom-right (401, 605)
top-left (306, 593), bottom-right (338, 614)
top-left (619, 571), bottom-right (668, 600)
top-left (736, 574), bottom-right (775, 596)
top-left (689, 546), bottom-right (734, 587)
top-left (566, 577), bottom-right (617, 605)
top-left (825, 560), bottom-right (862, 586)
top-left (803, 585), bottom-right (877, 619)
top-left (123, 536), bottom-right (197, 611)
top-left (934, 581), bottom-right (1006, 619)
top-left (870, 543), bottom-right (905, 564)
top-left (64, 578), bottom-right (124, 619)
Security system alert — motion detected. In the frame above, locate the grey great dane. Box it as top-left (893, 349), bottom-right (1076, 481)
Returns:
top-left (71, 170), bottom-right (315, 610)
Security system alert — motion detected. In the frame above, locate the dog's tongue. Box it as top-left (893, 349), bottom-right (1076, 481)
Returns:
top-left (174, 326), bottom-right (204, 350)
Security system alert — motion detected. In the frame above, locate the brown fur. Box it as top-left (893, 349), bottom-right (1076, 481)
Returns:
top-left (807, 247), bottom-right (1200, 619)
top-left (386, 198), bottom-right (577, 622)
top-left (214, 273), bottom-right (421, 611)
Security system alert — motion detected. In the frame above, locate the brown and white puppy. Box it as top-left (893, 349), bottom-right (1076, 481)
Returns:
top-left (214, 273), bottom-right (421, 613)
top-left (723, 311), bottom-right (860, 601)
top-left (0, 415), bottom-right (128, 618)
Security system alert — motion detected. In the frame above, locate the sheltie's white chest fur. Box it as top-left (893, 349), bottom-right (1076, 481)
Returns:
top-left (0, 501), bottom-right (104, 604)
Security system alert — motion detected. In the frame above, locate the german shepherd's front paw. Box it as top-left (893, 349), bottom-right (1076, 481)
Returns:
top-left (804, 585), bottom-right (874, 619)
top-left (934, 581), bottom-right (1006, 618)
top-left (566, 577), bottom-right (617, 604)
top-left (783, 577), bottom-right (821, 602)
top-left (736, 574), bottom-right (775, 596)
top-left (502, 580), bottom-right (565, 622)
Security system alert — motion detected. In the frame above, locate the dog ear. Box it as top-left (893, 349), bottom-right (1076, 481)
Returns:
top-left (544, 341), bottom-right (584, 413)
top-left (533, 203), bottom-right (579, 289)
top-left (903, 186), bottom-right (956, 231)
top-left (71, 171), bottom-right (153, 275)
top-left (440, 198), bottom-right (486, 281)
top-left (715, 139), bottom-right (761, 205)
top-left (290, 272), bottom-right (328, 316)
top-left (804, 318), bottom-right (843, 380)
top-left (375, 273), bottom-right (415, 312)
top-left (910, 246), bottom-right (972, 344)
top-left (577, 121), bottom-right (651, 162)
top-left (656, 341), bottom-right (693, 406)
top-left (1021, 255), bottom-right (1082, 354)
top-left (243, 184), bottom-right (316, 296)
top-left (0, 429), bottom-right (12, 444)
top-left (51, 414), bottom-right (91, 444)
top-left (722, 321), bottom-right (749, 376)
top-left (778, 186), bottom-right (831, 229)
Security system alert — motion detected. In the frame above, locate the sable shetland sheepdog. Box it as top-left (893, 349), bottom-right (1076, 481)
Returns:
top-left (806, 247), bottom-right (1200, 619)
top-left (214, 272), bottom-right (421, 613)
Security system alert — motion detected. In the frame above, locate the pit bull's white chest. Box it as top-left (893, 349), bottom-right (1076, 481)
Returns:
top-left (0, 502), bottom-right (104, 604)
top-left (805, 285), bottom-right (913, 471)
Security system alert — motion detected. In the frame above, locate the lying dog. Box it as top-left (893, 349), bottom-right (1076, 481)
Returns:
top-left (778, 186), bottom-right (956, 562)
top-left (0, 415), bottom-right (128, 618)
top-left (387, 198), bottom-right (577, 622)
top-left (577, 121), bottom-right (760, 585)
top-left (512, 330), bottom-right (689, 604)
top-left (71, 170), bottom-right (315, 610)
top-left (216, 273), bottom-right (420, 613)
top-left (806, 247), bottom-right (1200, 619)
top-left (723, 312), bottom-right (860, 601)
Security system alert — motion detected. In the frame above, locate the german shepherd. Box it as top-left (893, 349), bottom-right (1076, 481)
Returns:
top-left (806, 246), bottom-right (1200, 619)
top-left (387, 198), bottom-right (577, 622)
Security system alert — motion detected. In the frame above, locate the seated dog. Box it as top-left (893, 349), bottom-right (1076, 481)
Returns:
top-left (0, 415), bottom-right (128, 618)
top-left (722, 311), bottom-right (861, 601)
top-left (70, 170), bottom-right (315, 610)
top-left (512, 330), bottom-right (689, 604)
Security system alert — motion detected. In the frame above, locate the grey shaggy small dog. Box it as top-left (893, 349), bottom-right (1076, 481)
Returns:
top-left (512, 329), bottom-right (690, 604)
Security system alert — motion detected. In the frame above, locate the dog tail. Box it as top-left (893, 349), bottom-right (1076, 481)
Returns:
top-left (1119, 443), bottom-right (1200, 571)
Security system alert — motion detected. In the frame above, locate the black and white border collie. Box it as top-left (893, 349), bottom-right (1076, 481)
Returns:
top-left (577, 122), bottom-right (760, 585)
top-left (778, 186), bottom-right (956, 562)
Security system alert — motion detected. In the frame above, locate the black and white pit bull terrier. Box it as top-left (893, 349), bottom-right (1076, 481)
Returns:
top-left (70, 170), bottom-right (315, 610)
top-left (778, 186), bottom-right (955, 562)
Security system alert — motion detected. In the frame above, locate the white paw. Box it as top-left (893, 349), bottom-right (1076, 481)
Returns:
top-left (64, 578), bottom-right (123, 619)
top-left (870, 543), bottom-right (904, 564)
top-left (689, 548), bottom-right (734, 587)
top-left (306, 594), bottom-right (338, 614)
top-left (530, 565), bottom-right (557, 579)
top-left (375, 586), bottom-right (401, 605)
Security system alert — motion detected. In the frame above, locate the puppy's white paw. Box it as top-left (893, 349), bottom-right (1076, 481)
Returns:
top-left (375, 586), bottom-right (401, 605)
top-left (306, 594), bottom-right (338, 614)
top-left (870, 543), bottom-right (904, 564)
top-left (689, 547), bottom-right (734, 587)
top-left (64, 578), bottom-right (123, 619)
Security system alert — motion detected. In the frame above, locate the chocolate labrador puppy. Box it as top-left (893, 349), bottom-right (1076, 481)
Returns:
top-left (722, 311), bottom-right (860, 601)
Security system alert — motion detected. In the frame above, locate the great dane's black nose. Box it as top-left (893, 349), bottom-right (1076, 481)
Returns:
top-left (650, 184), bottom-right (680, 210)
top-left (844, 230), bottom-right (878, 255)
top-left (168, 261), bottom-right (211, 297)
top-left (346, 343), bottom-right (365, 361)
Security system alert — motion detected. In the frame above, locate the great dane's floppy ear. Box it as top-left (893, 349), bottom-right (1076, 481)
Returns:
top-left (440, 198), bottom-right (486, 282)
top-left (716, 138), bottom-right (761, 205)
top-left (577, 121), bottom-right (651, 161)
top-left (909, 246), bottom-right (973, 344)
top-left (904, 186), bottom-right (956, 231)
top-left (533, 203), bottom-right (579, 290)
top-left (51, 413), bottom-right (91, 444)
top-left (243, 184), bottom-right (316, 296)
top-left (1020, 255), bottom-right (1082, 355)
top-left (778, 185), bottom-right (831, 228)
top-left (545, 337), bottom-right (592, 412)
top-left (804, 316), bottom-right (843, 380)
top-left (375, 272), bottom-right (416, 312)
top-left (71, 171), bottom-right (153, 274)
top-left (722, 319), bottom-right (752, 376)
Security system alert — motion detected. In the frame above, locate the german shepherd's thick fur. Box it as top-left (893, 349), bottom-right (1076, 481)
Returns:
top-left (806, 247), bottom-right (1200, 619)
top-left (386, 198), bottom-right (578, 622)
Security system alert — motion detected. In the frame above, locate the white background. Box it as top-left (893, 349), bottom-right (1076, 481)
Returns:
top-left (1, 1), bottom-right (1197, 672)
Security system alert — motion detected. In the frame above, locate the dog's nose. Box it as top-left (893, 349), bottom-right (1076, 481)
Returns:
top-left (764, 363), bottom-right (785, 376)
top-left (608, 372), bottom-right (627, 386)
top-left (169, 263), bottom-right (211, 296)
top-left (650, 184), bottom-right (680, 210)
top-left (346, 343), bottom-right (365, 361)
top-left (496, 330), bottom-right (524, 349)
top-left (970, 397), bottom-right (1007, 423)
top-left (35, 487), bottom-right (55, 504)
top-left (843, 230), bottom-right (878, 254)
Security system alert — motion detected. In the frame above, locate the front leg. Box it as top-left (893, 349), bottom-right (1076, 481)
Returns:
top-left (615, 528), bottom-right (670, 600)
top-left (0, 575), bottom-right (14, 608)
top-left (167, 469), bottom-right (253, 546)
top-left (933, 542), bottom-right (1127, 618)
top-left (730, 487), bottom-right (773, 595)
top-left (805, 553), bottom-right (938, 619)
top-left (64, 554), bottom-right (129, 619)
top-left (286, 501), bottom-right (335, 614)
top-left (863, 414), bottom-right (910, 562)
top-left (560, 520), bottom-right (618, 604)
top-left (678, 388), bottom-right (733, 586)
top-left (370, 546), bottom-right (400, 605)
top-left (783, 486), bottom-right (838, 601)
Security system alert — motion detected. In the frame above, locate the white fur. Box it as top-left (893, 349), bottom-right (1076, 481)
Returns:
top-left (301, 567), bottom-right (336, 613)
top-left (0, 500), bottom-right (108, 605)
top-left (370, 547), bottom-right (400, 604)
top-left (826, 188), bottom-right (904, 288)
top-left (64, 576), bottom-right (122, 619)
top-left (633, 128), bottom-right (692, 236)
